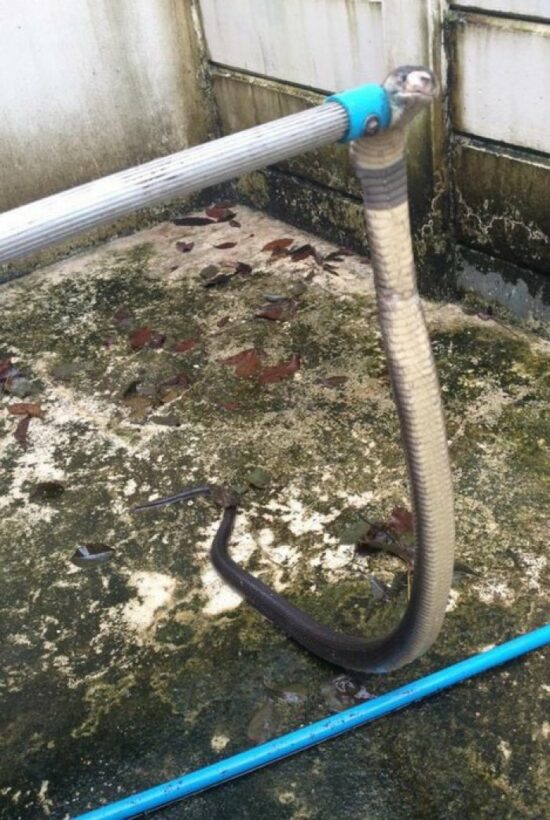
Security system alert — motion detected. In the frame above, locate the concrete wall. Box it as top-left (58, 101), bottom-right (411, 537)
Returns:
top-left (0, 0), bottom-right (214, 213)
top-left (449, 3), bottom-right (550, 319)
top-left (199, 0), bottom-right (450, 294)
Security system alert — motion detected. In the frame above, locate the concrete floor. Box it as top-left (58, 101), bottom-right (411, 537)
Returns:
top-left (0, 206), bottom-right (548, 819)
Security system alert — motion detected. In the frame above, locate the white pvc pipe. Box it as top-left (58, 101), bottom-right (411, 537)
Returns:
top-left (0, 103), bottom-right (348, 265)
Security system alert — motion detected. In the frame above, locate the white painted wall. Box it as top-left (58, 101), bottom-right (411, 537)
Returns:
top-left (0, 0), bottom-right (210, 211)
top-left (199, 0), bottom-right (386, 91)
top-left (454, 15), bottom-right (550, 153)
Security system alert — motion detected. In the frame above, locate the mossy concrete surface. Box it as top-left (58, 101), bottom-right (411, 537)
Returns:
top-left (0, 207), bottom-right (548, 818)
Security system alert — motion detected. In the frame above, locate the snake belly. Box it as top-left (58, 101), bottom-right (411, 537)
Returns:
top-left (211, 73), bottom-right (455, 673)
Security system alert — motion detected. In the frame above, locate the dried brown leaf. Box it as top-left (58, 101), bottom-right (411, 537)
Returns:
top-left (7, 402), bottom-right (43, 418)
top-left (0, 359), bottom-right (12, 379)
top-left (214, 242), bottom-right (237, 250)
top-left (206, 206), bottom-right (236, 222)
top-left (222, 348), bottom-right (262, 379)
top-left (255, 299), bottom-right (296, 322)
top-left (290, 244), bottom-right (316, 262)
top-left (129, 327), bottom-right (166, 350)
top-left (235, 261), bottom-right (252, 276)
top-left (14, 416), bottom-right (31, 449)
top-left (259, 354), bottom-right (301, 385)
top-left (388, 506), bottom-right (414, 536)
top-left (175, 241), bottom-right (194, 253)
top-left (172, 338), bottom-right (199, 353)
top-left (262, 238), bottom-right (293, 252)
top-left (172, 216), bottom-right (215, 226)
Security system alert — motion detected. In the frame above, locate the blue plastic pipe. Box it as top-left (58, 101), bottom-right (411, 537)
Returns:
top-left (77, 624), bottom-right (549, 820)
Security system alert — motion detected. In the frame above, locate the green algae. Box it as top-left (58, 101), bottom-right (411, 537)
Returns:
top-left (0, 227), bottom-right (548, 818)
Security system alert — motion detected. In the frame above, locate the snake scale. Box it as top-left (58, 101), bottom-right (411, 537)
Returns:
top-left (136, 67), bottom-right (455, 673)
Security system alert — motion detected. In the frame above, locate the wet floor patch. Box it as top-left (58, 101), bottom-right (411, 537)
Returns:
top-left (0, 206), bottom-right (548, 818)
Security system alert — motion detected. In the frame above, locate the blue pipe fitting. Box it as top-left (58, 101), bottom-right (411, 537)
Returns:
top-left (327, 84), bottom-right (391, 142)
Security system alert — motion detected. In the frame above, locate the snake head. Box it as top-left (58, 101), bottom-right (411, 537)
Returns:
top-left (383, 66), bottom-right (439, 127)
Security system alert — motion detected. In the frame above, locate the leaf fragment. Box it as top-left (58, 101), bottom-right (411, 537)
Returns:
top-left (259, 354), bottom-right (301, 384)
top-left (214, 242), bottom-right (237, 250)
top-left (14, 416), bottom-right (31, 449)
top-left (222, 348), bottom-right (262, 379)
top-left (235, 261), bottom-right (252, 276)
top-left (7, 402), bottom-right (43, 418)
top-left (172, 216), bottom-right (215, 226)
top-left (129, 326), bottom-right (166, 350)
top-left (388, 506), bottom-right (414, 536)
top-left (262, 238), bottom-right (293, 252)
top-left (206, 206), bottom-right (236, 222)
top-left (172, 338), bottom-right (199, 353)
top-left (175, 241), bottom-right (194, 253)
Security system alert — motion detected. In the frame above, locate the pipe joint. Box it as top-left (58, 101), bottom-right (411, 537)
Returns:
top-left (326, 84), bottom-right (391, 142)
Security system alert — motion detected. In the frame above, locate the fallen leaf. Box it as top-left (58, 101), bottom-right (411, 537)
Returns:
top-left (229, 219), bottom-right (241, 228)
top-left (0, 359), bottom-right (13, 379)
top-left (206, 206), bottom-right (236, 222)
top-left (289, 244), bottom-right (317, 262)
top-left (235, 261), bottom-right (252, 276)
top-left (255, 304), bottom-right (285, 321)
top-left (262, 238), bottom-right (293, 252)
top-left (7, 402), bottom-right (43, 418)
top-left (172, 216), bottom-right (215, 226)
top-left (388, 506), bottom-right (414, 536)
top-left (129, 327), bottom-right (166, 350)
top-left (14, 416), bottom-right (31, 449)
top-left (214, 242), bottom-right (237, 250)
top-left (172, 338), bottom-right (199, 353)
top-left (175, 241), bottom-right (194, 253)
top-left (222, 348), bottom-right (262, 379)
top-left (208, 199), bottom-right (235, 210)
top-left (259, 354), bottom-right (301, 385)
top-left (217, 316), bottom-right (230, 327)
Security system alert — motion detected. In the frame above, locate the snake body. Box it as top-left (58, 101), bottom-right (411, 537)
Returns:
top-left (137, 67), bottom-right (455, 673)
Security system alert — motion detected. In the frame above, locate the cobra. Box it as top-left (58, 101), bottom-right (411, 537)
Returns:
top-left (136, 66), bottom-right (455, 673)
